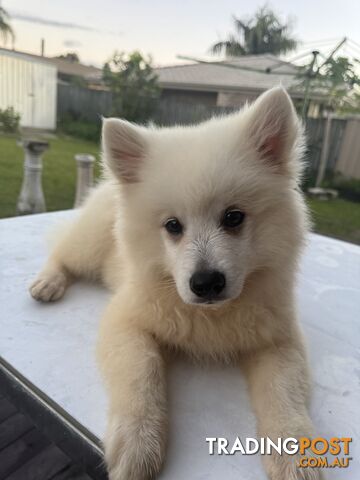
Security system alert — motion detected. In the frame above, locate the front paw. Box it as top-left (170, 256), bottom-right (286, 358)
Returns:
top-left (29, 269), bottom-right (67, 302)
top-left (104, 414), bottom-right (167, 480)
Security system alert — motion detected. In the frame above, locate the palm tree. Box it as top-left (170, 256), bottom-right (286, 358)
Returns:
top-left (211, 6), bottom-right (297, 57)
top-left (0, 6), bottom-right (15, 46)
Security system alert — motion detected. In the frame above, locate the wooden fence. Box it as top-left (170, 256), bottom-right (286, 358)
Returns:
top-left (57, 84), bottom-right (359, 179)
top-left (336, 119), bottom-right (360, 179)
top-left (304, 118), bottom-right (347, 174)
top-left (57, 84), bottom-right (113, 121)
top-left (152, 102), bottom-right (354, 179)
top-left (152, 100), bottom-right (236, 126)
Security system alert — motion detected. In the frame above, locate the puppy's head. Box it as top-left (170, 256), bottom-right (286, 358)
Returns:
top-left (102, 87), bottom-right (307, 306)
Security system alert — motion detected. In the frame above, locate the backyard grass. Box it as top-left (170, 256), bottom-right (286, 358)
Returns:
top-left (0, 133), bottom-right (101, 218)
top-left (1, 133), bottom-right (360, 245)
top-left (307, 198), bottom-right (360, 245)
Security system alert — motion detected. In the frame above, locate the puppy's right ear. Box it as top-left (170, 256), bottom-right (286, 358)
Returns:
top-left (102, 118), bottom-right (146, 183)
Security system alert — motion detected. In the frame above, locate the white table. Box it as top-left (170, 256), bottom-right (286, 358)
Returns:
top-left (0, 211), bottom-right (359, 479)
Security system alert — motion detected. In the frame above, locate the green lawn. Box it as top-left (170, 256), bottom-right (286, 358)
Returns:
top-left (0, 133), bottom-right (101, 218)
top-left (1, 133), bottom-right (360, 245)
top-left (308, 198), bottom-right (360, 245)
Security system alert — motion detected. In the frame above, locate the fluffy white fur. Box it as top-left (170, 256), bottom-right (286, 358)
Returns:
top-left (30, 87), bottom-right (322, 480)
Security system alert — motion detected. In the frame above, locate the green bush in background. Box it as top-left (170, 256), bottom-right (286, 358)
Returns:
top-left (57, 113), bottom-right (102, 143)
top-left (323, 175), bottom-right (360, 202)
top-left (103, 51), bottom-right (160, 123)
top-left (0, 107), bottom-right (20, 133)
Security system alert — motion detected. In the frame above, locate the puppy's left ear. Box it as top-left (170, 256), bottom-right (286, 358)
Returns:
top-left (245, 87), bottom-right (301, 169)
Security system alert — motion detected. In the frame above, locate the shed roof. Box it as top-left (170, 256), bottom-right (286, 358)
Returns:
top-left (0, 48), bottom-right (102, 82)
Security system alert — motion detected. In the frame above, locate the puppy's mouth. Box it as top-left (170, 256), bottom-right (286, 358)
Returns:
top-left (186, 295), bottom-right (232, 307)
top-left (180, 283), bottom-right (244, 307)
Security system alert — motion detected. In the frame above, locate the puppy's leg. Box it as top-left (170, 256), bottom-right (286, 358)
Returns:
top-left (243, 341), bottom-right (323, 480)
top-left (30, 183), bottom-right (116, 302)
top-left (97, 298), bottom-right (167, 480)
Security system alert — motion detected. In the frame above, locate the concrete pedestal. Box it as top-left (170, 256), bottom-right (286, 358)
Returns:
top-left (74, 154), bottom-right (95, 208)
top-left (17, 140), bottom-right (49, 215)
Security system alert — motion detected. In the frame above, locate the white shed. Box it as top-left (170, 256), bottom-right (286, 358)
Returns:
top-left (0, 48), bottom-right (57, 130)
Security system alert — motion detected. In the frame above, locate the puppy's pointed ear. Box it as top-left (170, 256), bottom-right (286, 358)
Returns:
top-left (245, 87), bottom-right (301, 168)
top-left (102, 118), bottom-right (146, 183)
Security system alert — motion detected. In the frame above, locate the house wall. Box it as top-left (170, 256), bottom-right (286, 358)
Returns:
top-left (0, 51), bottom-right (57, 130)
top-left (161, 88), bottom-right (265, 108)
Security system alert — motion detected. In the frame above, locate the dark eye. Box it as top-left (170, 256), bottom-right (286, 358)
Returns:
top-left (222, 209), bottom-right (245, 229)
top-left (165, 218), bottom-right (183, 235)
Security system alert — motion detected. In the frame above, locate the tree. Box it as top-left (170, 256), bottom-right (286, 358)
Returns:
top-left (0, 6), bottom-right (15, 46)
top-left (301, 56), bottom-right (360, 113)
top-left (322, 56), bottom-right (360, 112)
top-left (57, 52), bottom-right (80, 63)
top-left (103, 51), bottom-right (159, 123)
top-left (210, 6), bottom-right (297, 57)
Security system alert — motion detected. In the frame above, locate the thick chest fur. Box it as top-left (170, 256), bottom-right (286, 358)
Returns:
top-left (139, 293), bottom-right (285, 360)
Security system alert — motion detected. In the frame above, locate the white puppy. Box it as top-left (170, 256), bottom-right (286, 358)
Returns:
top-left (30, 87), bottom-right (321, 480)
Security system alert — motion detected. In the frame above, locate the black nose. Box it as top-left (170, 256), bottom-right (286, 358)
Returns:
top-left (190, 270), bottom-right (226, 299)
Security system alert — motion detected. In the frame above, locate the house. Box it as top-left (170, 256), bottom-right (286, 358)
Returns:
top-left (0, 48), bottom-right (57, 130)
top-left (46, 56), bottom-right (103, 87)
top-left (0, 47), bottom-right (105, 129)
top-left (154, 55), bottom-right (324, 116)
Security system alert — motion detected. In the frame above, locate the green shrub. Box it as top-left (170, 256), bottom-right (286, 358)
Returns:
top-left (57, 114), bottom-right (101, 142)
top-left (0, 107), bottom-right (20, 133)
top-left (103, 51), bottom-right (159, 123)
top-left (323, 175), bottom-right (360, 202)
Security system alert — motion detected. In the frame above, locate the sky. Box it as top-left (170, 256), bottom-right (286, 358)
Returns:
top-left (2, 0), bottom-right (360, 67)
